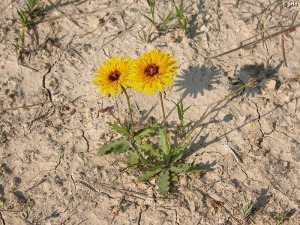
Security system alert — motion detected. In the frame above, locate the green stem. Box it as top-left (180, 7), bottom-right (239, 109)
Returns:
top-left (115, 100), bottom-right (121, 124)
top-left (122, 86), bottom-right (134, 138)
top-left (122, 86), bottom-right (147, 166)
top-left (151, 0), bottom-right (156, 25)
top-left (159, 91), bottom-right (167, 132)
top-left (178, 83), bottom-right (249, 149)
top-left (159, 91), bottom-right (171, 164)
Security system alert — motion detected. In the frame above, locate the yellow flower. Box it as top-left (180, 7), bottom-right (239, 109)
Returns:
top-left (129, 49), bottom-right (178, 95)
top-left (93, 56), bottom-right (133, 97)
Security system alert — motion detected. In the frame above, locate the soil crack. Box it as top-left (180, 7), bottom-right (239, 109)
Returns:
top-left (0, 212), bottom-right (5, 225)
top-left (54, 154), bottom-right (63, 170)
top-left (251, 100), bottom-right (265, 146)
top-left (80, 129), bottom-right (90, 152)
top-left (42, 64), bottom-right (53, 103)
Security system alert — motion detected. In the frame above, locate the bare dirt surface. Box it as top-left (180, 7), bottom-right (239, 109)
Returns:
top-left (0, 0), bottom-right (300, 224)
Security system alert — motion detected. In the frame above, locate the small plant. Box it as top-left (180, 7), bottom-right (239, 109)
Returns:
top-left (93, 50), bottom-right (257, 195)
top-left (13, 28), bottom-right (26, 60)
top-left (141, 0), bottom-right (174, 32)
top-left (17, 0), bottom-right (44, 28)
top-left (274, 211), bottom-right (287, 225)
top-left (137, 26), bottom-right (154, 43)
top-left (94, 51), bottom-right (204, 195)
top-left (142, 0), bottom-right (156, 26)
top-left (240, 194), bottom-right (254, 218)
top-left (171, 0), bottom-right (188, 35)
top-left (14, 0), bottom-right (44, 59)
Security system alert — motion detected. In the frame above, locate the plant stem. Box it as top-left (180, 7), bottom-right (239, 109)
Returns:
top-left (159, 91), bottom-right (167, 132)
top-left (178, 83), bottom-right (249, 148)
top-left (122, 86), bottom-right (134, 137)
top-left (115, 100), bottom-right (121, 124)
top-left (121, 86), bottom-right (148, 166)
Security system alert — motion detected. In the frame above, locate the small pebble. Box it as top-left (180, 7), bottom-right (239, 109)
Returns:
top-left (0, 134), bottom-right (8, 143)
top-left (205, 14), bottom-right (211, 21)
top-left (8, 90), bottom-right (16, 98)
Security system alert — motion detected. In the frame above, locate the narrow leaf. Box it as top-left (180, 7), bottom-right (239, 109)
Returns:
top-left (173, 140), bottom-right (190, 154)
top-left (159, 12), bottom-right (174, 30)
top-left (169, 164), bottom-right (190, 173)
top-left (170, 139), bottom-right (191, 163)
top-left (107, 122), bottom-right (131, 137)
top-left (141, 13), bottom-right (156, 25)
top-left (177, 98), bottom-right (184, 121)
top-left (98, 138), bottom-right (131, 155)
top-left (138, 166), bottom-right (163, 181)
top-left (187, 165), bottom-right (205, 174)
top-left (159, 128), bottom-right (170, 158)
top-left (183, 105), bottom-right (191, 113)
top-left (169, 150), bottom-right (184, 163)
top-left (146, 0), bottom-right (152, 7)
top-left (135, 124), bottom-right (158, 138)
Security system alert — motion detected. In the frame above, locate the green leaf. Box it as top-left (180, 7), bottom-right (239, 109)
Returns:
top-left (17, 9), bottom-right (27, 25)
top-left (169, 150), bottom-right (184, 163)
top-left (138, 164), bottom-right (163, 181)
top-left (146, 0), bottom-right (153, 7)
top-left (169, 140), bottom-right (191, 163)
top-left (127, 151), bottom-right (139, 168)
top-left (170, 172), bottom-right (178, 182)
top-left (157, 170), bottom-right (170, 195)
top-left (186, 165), bottom-right (205, 174)
top-left (159, 12), bottom-right (174, 30)
top-left (176, 98), bottom-right (184, 121)
top-left (107, 122), bottom-right (131, 137)
top-left (135, 124), bottom-right (158, 138)
top-left (13, 43), bottom-right (20, 51)
top-left (20, 29), bottom-right (25, 46)
top-left (184, 121), bottom-right (193, 128)
top-left (169, 164), bottom-right (190, 173)
top-left (184, 107), bottom-right (191, 115)
top-left (136, 141), bottom-right (162, 158)
top-left (98, 138), bottom-right (131, 155)
top-left (173, 139), bottom-right (191, 153)
top-left (159, 128), bottom-right (170, 161)
top-left (141, 13), bottom-right (156, 25)
top-left (179, 20), bottom-right (185, 29)
top-left (174, 6), bottom-right (181, 17)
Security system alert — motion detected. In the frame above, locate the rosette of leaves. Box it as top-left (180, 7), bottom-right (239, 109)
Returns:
top-left (98, 121), bottom-right (204, 195)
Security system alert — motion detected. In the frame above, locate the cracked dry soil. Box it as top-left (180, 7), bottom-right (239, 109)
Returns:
top-left (0, 0), bottom-right (300, 224)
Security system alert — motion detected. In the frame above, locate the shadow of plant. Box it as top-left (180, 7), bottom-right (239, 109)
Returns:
top-left (188, 0), bottom-right (207, 39)
top-left (174, 65), bottom-right (220, 98)
top-left (229, 62), bottom-right (282, 97)
top-left (252, 188), bottom-right (271, 213)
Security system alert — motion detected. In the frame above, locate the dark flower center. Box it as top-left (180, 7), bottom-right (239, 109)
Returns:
top-left (108, 70), bottom-right (121, 82)
top-left (144, 64), bottom-right (159, 77)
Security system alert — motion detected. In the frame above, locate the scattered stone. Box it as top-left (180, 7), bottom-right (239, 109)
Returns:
top-left (7, 89), bottom-right (16, 98)
top-left (0, 133), bottom-right (7, 143)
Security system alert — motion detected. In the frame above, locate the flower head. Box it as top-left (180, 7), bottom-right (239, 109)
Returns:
top-left (129, 49), bottom-right (178, 95)
top-left (248, 78), bottom-right (259, 87)
top-left (93, 56), bottom-right (132, 97)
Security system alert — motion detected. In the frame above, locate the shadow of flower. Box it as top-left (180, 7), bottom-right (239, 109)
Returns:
top-left (229, 62), bottom-right (282, 97)
top-left (174, 65), bottom-right (221, 98)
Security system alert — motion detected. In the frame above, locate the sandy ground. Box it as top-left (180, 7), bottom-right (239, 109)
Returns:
top-left (0, 0), bottom-right (300, 224)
